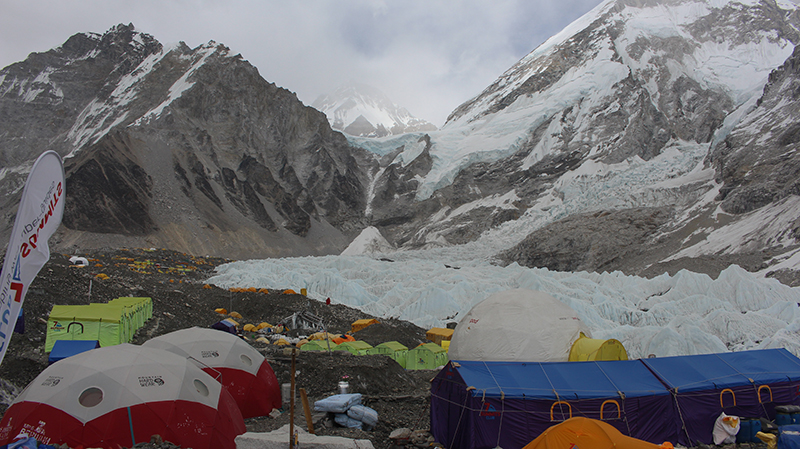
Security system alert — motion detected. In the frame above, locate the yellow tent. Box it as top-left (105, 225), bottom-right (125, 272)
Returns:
top-left (426, 327), bottom-right (454, 346)
top-left (351, 318), bottom-right (379, 333)
top-left (229, 311), bottom-right (243, 319)
top-left (243, 323), bottom-right (256, 332)
top-left (568, 332), bottom-right (628, 361)
top-left (441, 340), bottom-right (450, 352)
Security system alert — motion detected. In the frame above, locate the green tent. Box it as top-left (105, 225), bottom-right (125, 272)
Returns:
top-left (334, 341), bottom-right (373, 355)
top-left (111, 297), bottom-right (153, 329)
top-left (45, 297), bottom-right (153, 352)
top-left (46, 304), bottom-right (124, 352)
top-left (406, 342), bottom-right (449, 370)
top-left (366, 341), bottom-right (408, 368)
top-left (301, 340), bottom-right (338, 352)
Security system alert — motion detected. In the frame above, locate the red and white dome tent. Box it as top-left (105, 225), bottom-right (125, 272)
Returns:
top-left (142, 326), bottom-right (281, 418)
top-left (0, 344), bottom-right (245, 449)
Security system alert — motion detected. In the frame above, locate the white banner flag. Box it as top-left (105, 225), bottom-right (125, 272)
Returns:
top-left (0, 150), bottom-right (65, 366)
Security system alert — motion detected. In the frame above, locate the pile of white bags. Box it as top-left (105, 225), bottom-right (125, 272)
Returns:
top-left (314, 394), bottom-right (379, 430)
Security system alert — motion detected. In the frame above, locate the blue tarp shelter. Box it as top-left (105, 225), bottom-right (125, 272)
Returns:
top-left (48, 340), bottom-right (100, 364)
top-left (431, 349), bottom-right (800, 449)
top-left (642, 349), bottom-right (800, 446)
top-left (432, 359), bottom-right (674, 449)
top-left (211, 319), bottom-right (237, 335)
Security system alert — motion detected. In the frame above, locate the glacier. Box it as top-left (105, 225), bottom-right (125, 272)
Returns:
top-left (207, 245), bottom-right (800, 360)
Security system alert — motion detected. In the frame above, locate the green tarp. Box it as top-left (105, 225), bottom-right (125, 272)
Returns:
top-left (333, 341), bottom-right (373, 355)
top-left (45, 297), bottom-right (153, 352)
top-left (406, 342), bottom-right (448, 370)
top-left (366, 341), bottom-right (408, 368)
top-left (301, 340), bottom-right (338, 351)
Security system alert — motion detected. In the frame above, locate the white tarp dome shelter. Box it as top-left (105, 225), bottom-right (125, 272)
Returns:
top-left (448, 289), bottom-right (590, 362)
top-left (0, 344), bottom-right (245, 449)
top-left (143, 326), bottom-right (281, 418)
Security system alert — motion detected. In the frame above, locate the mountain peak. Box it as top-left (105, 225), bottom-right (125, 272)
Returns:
top-left (312, 82), bottom-right (437, 137)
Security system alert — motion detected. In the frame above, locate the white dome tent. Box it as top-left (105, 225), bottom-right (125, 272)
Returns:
top-left (0, 344), bottom-right (245, 448)
top-left (143, 326), bottom-right (281, 418)
top-left (448, 289), bottom-right (590, 362)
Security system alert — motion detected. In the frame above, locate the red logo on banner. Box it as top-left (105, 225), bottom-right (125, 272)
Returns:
top-left (9, 283), bottom-right (23, 303)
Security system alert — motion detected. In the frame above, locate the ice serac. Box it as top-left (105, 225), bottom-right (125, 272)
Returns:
top-left (352, 0), bottom-right (800, 284)
top-left (312, 83), bottom-right (437, 137)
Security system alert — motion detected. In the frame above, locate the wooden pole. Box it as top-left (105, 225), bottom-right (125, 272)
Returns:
top-left (290, 348), bottom-right (296, 448)
top-left (300, 387), bottom-right (315, 434)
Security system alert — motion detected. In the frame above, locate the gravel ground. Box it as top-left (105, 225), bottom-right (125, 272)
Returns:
top-left (0, 248), bottom-right (431, 448)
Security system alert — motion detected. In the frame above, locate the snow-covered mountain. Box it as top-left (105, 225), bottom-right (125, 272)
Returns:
top-left (3, 0), bottom-right (800, 286)
top-left (312, 83), bottom-right (437, 137)
top-left (0, 24), bottom-right (373, 259)
top-left (353, 0), bottom-right (800, 285)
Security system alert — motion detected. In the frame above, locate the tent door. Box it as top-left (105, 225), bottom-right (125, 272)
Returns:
top-left (66, 321), bottom-right (85, 338)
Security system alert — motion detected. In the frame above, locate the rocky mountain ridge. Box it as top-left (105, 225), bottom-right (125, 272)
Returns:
top-left (1, 24), bottom-right (375, 259)
top-left (2, 0), bottom-right (800, 285)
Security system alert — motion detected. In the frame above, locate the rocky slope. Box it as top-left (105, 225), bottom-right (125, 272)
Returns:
top-left (0, 248), bottom-right (430, 448)
top-left (3, 0), bottom-right (800, 284)
top-left (0, 24), bottom-right (375, 260)
top-left (359, 0), bottom-right (800, 284)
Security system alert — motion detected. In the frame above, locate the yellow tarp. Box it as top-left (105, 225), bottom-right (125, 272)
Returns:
top-left (309, 331), bottom-right (335, 340)
top-left (568, 332), bottom-right (628, 361)
top-left (426, 327), bottom-right (454, 346)
top-left (351, 318), bottom-right (379, 333)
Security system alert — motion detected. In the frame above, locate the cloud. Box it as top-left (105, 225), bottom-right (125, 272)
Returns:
top-left (0, 0), bottom-right (605, 127)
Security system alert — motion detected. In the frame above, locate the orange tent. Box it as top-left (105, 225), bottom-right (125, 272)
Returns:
top-left (332, 334), bottom-right (355, 345)
top-left (524, 417), bottom-right (673, 449)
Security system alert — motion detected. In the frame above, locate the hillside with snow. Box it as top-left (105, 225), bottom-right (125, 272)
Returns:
top-left (312, 83), bottom-right (437, 137)
top-left (2, 0), bottom-right (800, 286)
top-left (347, 0), bottom-right (800, 285)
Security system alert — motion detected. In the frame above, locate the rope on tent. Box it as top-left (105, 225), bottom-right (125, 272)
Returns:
top-left (495, 393), bottom-right (506, 449)
top-left (482, 360), bottom-right (508, 448)
top-left (595, 361), bottom-right (633, 436)
top-left (448, 386), bottom-right (475, 449)
top-left (538, 361), bottom-right (568, 421)
top-left (187, 356), bottom-right (223, 381)
top-left (670, 389), bottom-right (694, 447)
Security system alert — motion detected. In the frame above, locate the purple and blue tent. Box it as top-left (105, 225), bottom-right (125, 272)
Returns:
top-left (642, 348), bottom-right (800, 446)
top-left (431, 359), bottom-right (675, 449)
top-left (431, 349), bottom-right (800, 449)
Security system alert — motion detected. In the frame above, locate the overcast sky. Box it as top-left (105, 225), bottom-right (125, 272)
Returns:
top-left (0, 0), bottom-right (604, 127)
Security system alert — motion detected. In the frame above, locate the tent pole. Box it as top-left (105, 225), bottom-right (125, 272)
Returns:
top-left (127, 406), bottom-right (135, 446)
top-left (290, 347), bottom-right (297, 448)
